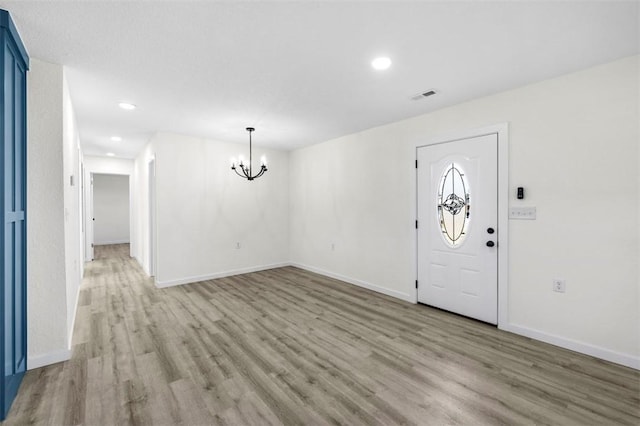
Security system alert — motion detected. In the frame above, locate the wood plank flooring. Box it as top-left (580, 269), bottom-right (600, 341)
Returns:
top-left (3, 243), bottom-right (639, 425)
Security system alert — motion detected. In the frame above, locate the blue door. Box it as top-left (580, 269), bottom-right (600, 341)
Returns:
top-left (0, 9), bottom-right (28, 421)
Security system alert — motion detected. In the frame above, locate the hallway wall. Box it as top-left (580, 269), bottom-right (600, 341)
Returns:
top-left (62, 71), bottom-right (83, 352)
top-left (132, 143), bottom-right (155, 275)
top-left (26, 59), bottom-right (70, 368)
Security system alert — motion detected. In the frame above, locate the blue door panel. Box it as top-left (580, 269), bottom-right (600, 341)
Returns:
top-left (14, 58), bottom-right (25, 377)
top-left (0, 8), bottom-right (28, 421)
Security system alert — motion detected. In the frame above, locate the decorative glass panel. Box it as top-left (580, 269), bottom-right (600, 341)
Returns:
top-left (437, 163), bottom-right (470, 247)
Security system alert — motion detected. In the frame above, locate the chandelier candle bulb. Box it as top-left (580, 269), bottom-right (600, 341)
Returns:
top-left (118, 102), bottom-right (136, 110)
top-left (261, 156), bottom-right (267, 166)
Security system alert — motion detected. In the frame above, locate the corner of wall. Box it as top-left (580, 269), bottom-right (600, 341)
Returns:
top-left (27, 58), bottom-right (71, 369)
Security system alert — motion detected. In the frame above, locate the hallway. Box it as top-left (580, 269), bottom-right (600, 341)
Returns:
top-left (2, 245), bottom-right (639, 425)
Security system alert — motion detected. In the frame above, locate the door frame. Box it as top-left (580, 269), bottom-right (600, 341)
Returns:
top-left (83, 166), bottom-right (134, 261)
top-left (85, 172), bottom-right (94, 261)
top-left (413, 123), bottom-right (509, 327)
top-left (148, 159), bottom-right (156, 277)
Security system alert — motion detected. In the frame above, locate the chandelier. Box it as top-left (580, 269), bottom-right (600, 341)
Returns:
top-left (231, 127), bottom-right (268, 181)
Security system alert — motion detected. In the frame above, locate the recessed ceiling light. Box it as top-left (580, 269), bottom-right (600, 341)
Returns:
top-left (110, 136), bottom-right (122, 142)
top-left (118, 102), bottom-right (136, 110)
top-left (371, 57), bottom-right (392, 70)
top-left (106, 152), bottom-right (116, 157)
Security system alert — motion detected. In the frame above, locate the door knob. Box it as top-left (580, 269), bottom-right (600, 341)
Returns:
top-left (486, 241), bottom-right (495, 247)
top-left (487, 227), bottom-right (495, 234)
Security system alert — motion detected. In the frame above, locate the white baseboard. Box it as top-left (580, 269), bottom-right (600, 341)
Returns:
top-left (67, 283), bottom-right (82, 349)
top-left (94, 240), bottom-right (130, 245)
top-left (155, 262), bottom-right (290, 288)
top-left (501, 323), bottom-right (639, 370)
top-left (290, 262), bottom-right (415, 303)
top-left (28, 348), bottom-right (71, 370)
top-left (134, 255), bottom-right (150, 276)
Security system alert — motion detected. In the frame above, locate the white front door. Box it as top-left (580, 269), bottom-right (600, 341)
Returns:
top-left (417, 134), bottom-right (498, 324)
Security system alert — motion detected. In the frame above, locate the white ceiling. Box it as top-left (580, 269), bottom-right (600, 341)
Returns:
top-left (0, 1), bottom-right (638, 158)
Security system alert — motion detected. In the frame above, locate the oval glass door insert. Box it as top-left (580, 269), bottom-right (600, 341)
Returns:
top-left (437, 162), bottom-right (470, 247)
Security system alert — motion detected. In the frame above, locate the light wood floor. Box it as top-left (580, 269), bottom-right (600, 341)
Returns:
top-left (3, 244), bottom-right (639, 425)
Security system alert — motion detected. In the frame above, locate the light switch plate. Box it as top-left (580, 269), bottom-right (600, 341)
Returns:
top-left (509, 207), bottom-right (536, 220)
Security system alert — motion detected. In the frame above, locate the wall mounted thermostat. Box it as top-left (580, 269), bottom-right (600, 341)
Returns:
top-left (517, 187), bottom-right (524, 199)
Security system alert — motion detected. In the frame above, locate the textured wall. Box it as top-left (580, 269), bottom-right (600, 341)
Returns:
top-left (26, 59), bottom-right (68, 366)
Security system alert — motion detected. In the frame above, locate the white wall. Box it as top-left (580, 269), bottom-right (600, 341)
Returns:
top-left (289, 56), bottom-right (639, 368)
top-left (83, 156), bottom-right (134, 175)
top-left (62, 71), bottom-right (83, 351)
top-left (92, 174), bottom-right (130, 245)
top-left (25, 60), bottom-right (85, 369)
top-left (132, 143), bottom-right (155, 275)
top-left (134, 133), bottom-right (290, 287)
top-left (26, 59), bottom-right (70, 368)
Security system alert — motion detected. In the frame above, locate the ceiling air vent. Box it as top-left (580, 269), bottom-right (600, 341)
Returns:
top-left (411, 89), bottom-right (437, 101)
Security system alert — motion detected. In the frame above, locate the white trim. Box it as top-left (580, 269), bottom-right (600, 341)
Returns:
top-left (67, 283), bottom-right (82, 349)
top-left (134, 254), bottom-right (149, 275)
top-left (155, 262), bottom-right (290, 288)
top-left (291, 262), bottom-right (415, 303)
top-left (496, 124), bottom-right (509, 326)
top-left (502, 323), bottom-right (640, 370)
top-left (94, 239), bottom-right (130, 245)
top-left (412, 123), bottom-right (510, 325)
top-left (28, 349), bottom-right (71, 370)
top-left (83, 165), bottom-right (134, 263)
top-left (148, 158), bottom-right (156, 278)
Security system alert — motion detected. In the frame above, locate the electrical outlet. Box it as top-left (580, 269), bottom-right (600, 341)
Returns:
top-left (235, 242), bottom-right (241, 249)
top-left (553, 279), bottom-right (566, 293)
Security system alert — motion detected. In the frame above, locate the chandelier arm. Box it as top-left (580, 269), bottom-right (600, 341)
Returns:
top-left (232, 166), bottom-right (249, 180)
top-left (253, 166), bottom-right (267, 179)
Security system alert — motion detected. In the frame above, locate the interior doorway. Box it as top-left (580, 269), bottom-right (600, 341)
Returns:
top-left (87, 173), bottom-right (131, 260)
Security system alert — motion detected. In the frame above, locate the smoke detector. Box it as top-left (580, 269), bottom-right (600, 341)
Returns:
top-left (411, 89), bottom-right (437, 101)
